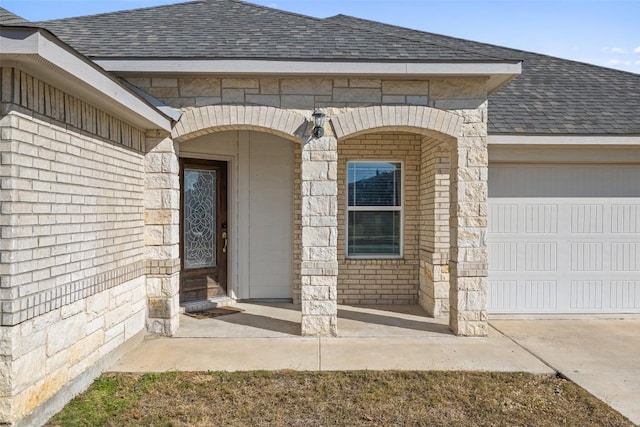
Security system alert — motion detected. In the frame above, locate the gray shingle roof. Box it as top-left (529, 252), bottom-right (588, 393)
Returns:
top-left (37, 0), bottom-right (507, 62)
top-left (27, 0), bottom-right (640, 135)
top-left (0, 7), bottom-right (28, 25)
top-left (328, 15), bottom-right (640, 135)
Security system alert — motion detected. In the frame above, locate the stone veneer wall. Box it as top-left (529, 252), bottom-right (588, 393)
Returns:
top-left (0, 68), bottom-right (147, 424)
top-left (124, 77), bottom-right (431, 110)
top-left (448, 99), bottom-right (490, 336)
top-left (129, 75), bottom-right (490, 335)
top-left (336, 132), bottom-right (421, 305)
top-left (300, 134), bottom-right (339, 335)
top-left (143, 135), bottom-right (180, 336)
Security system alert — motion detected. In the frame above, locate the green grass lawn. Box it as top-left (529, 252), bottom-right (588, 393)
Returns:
top-left (47, 371), bottom-right (633, 426)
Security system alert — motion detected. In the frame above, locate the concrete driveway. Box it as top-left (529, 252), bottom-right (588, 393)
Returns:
top-left (490, 316), bottom-right (640, 425)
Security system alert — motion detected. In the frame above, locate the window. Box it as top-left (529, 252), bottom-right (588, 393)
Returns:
top-left (347, 161), bottom-right (402, 257)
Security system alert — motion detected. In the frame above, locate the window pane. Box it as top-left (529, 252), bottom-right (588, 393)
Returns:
top-left (348, 162), bottom-right (401, 207)
top-left (348, 211), bottom-right (401, 255)
top-left (184, 168), bottom-right (217, 269)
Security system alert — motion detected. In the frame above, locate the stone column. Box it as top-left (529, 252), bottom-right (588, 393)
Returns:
top-left (300, 132), bottom-right (338, 337)
top-left (419, 138), bottom-right (451, 318)
top-left (144, 132), bottom-right (181, 336)
top-left (448, 104), bottom-right (489, 337)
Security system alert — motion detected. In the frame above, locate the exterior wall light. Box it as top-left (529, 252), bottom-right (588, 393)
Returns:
top-left (312, 108), bottom-right (325, 138)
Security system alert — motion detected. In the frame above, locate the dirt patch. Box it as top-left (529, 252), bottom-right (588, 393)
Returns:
top-left (46, 371), bottom-right (633, 426)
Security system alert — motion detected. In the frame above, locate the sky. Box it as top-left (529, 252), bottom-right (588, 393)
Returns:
top-left (2, 0), bottom-right (639, 74)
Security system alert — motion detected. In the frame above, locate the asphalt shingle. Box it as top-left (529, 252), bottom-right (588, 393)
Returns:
top-left (37, 0), bottom-right (507, 62)
top-left (26, 0), bottom-right (640, 135)
top-left (327, 15), bottom-right (640, 135)
top-left (0, 7), bottom-right (28, 25)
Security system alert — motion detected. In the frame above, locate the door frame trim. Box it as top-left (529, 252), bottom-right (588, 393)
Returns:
top-left (179, 157), bottom-right (231, 301)
top-left (178, 152), bottom-right (239, 300)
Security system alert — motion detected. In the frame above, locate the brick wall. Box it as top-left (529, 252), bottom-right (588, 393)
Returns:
top-left (336, 132), bottom-right (421, 304)
top-left (419, 137), bottom-right (451, 316)
top-left (0, 68), bottom-right (147, 424)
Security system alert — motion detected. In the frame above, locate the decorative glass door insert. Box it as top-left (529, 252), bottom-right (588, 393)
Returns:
top-left (180, 159), bottom-right (228, 302)
top-left (184, 168), bottom-right (217, 269)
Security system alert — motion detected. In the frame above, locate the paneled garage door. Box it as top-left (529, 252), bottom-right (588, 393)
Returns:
top-left (488, 164), bottom-right (640, 314)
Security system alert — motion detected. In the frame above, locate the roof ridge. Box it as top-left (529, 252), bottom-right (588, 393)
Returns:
top-left (327, 14), bottom-right (522, 58)
top-left (36, 0), bottom-right (202, 23)
top-left (524, 50), bottom-right (640, 78)
top-left (37, 0), bottom-right (323, 25)
top-left (324, 14), bottom-right (515, 63)
top-left (226, 0), bottom-right (322, 23)
top-left (329, 14), bottom-right (521, 51)
top-left (328, 14), bottom-right (640, 77)
top-left (0, 7), bottom-right (29, 24)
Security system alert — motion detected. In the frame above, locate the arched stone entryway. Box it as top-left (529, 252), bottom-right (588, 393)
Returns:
top-left (323, 105), bottom-right (489, 337)
top-left (148, 104), bottom-right (489, 338)
top-left (145, 105), bottom-right (308, 336)
top-left (331, 105), bottom-right (463, 140)
top-left (172, 105), bottom-right (307, 143)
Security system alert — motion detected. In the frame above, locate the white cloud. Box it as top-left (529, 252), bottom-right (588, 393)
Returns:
top-left (609, 59), bottom-right (631, 66)
top-left (602, 46), bottom-right (627, 54)
top-left (636, 60), bottom-right (640, 65)
top-left (634, 46), bottom-right (640, 54)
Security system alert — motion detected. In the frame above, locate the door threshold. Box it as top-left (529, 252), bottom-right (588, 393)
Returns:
top-left (237, 298), bottom-right (294, 304)
top-left (180, 296), bottom-right (236, 313)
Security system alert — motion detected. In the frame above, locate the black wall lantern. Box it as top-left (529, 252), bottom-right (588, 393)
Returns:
top-left (312, 108), bottom-right (325, 138)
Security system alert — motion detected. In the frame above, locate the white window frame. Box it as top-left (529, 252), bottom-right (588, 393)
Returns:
top-left (346, 160), bottom-right (404, 259)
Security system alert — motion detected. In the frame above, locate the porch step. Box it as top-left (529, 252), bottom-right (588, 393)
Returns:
top-left (180, 297), bottom-right (236, 313)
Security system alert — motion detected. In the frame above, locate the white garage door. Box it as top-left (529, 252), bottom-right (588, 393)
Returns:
top-left (488, 164), bottom-right (640, 314)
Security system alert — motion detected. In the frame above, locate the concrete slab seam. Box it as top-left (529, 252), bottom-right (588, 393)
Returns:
top-left (487, 323), bottom-right (559, 375)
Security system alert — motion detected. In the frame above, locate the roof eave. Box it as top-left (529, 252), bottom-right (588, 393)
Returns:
top-left (94, 58), bottom-right (521, 88)
top-left (488, 134), bottom-right (640, 145)
top-left (0, 26), bottom-right (174, 132)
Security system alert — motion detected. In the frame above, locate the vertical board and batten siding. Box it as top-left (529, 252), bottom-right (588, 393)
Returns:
top-left (488, 164), bottom-right (640, 313)
top-left (248, 132), bottom-right (293, 299)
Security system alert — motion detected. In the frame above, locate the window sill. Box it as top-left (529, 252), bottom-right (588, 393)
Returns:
top-left (346, 255), bottom-right (404, 261)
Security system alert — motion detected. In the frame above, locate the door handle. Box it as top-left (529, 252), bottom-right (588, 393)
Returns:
top-left (222, 231), bottom-right (228, 253)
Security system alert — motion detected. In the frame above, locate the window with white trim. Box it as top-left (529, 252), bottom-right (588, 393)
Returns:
top-left (347, 161), bottom-right (402, 257)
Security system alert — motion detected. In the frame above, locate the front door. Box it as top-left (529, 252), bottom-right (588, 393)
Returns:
top-left (180, 159), bottom-right (228, 302)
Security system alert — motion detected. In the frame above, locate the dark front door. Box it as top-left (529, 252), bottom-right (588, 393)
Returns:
top-left (180, 159), bottom-right (228, 302)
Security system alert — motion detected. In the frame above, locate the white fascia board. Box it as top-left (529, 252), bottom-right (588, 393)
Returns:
top-left (96, 58), bottom-right (521, 80)
top-left (489, 135), bottom-right (640, 146)
top-left (1, 27), bottom-right (172, 131)
top-left (0, 28), bottom-right (39, 53)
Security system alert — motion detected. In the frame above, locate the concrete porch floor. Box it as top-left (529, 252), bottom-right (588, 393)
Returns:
top-left (175, 303), bottom-right (453, 338)
top-left (109, 303), bottom-right (553, 374)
